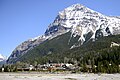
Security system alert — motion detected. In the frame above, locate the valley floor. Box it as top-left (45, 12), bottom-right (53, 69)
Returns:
top-left (0, 72), bottom-right (120, 80)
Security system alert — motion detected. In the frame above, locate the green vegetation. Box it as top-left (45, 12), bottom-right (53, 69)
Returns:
top-left (7, 32), bottom-right (120, 73)
top-left (16, 32), bottom-right (81, 64)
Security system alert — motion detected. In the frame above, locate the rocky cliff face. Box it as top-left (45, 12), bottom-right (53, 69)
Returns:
top-left (7, 4), bottom-right (120, 63)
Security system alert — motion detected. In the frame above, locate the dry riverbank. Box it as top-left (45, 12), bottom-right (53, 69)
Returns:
top-left (0, 72), bottom-right (119, 80)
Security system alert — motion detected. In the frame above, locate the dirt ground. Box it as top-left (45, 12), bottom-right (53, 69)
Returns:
top-left (0, 72), bottom-right (119, 80)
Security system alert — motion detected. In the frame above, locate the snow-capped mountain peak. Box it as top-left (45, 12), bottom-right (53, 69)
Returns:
top-left (57, 4), bottom-right (102, 28)
top-left (54, 3), bottom-right (120, 44)
top-left (0, 54), bottom-right (5, 62)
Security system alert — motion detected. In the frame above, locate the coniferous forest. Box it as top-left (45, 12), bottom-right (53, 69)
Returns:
top-left (5, 32), bottom-right (120, 73)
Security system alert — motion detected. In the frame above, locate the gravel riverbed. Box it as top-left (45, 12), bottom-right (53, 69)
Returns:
top-left (0, 72), bottom-right (119, 80)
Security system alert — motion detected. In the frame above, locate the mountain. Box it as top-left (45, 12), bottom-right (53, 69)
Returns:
top-left (0, 54), bottom-right (6, 65)
top-left (0, 54), bottom-right (5, 62)
top-left (7, 4), bottom-right (120, 64)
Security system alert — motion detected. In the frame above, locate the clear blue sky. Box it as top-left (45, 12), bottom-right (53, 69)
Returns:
top-left (0, 0), bottom-right (120, 57)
